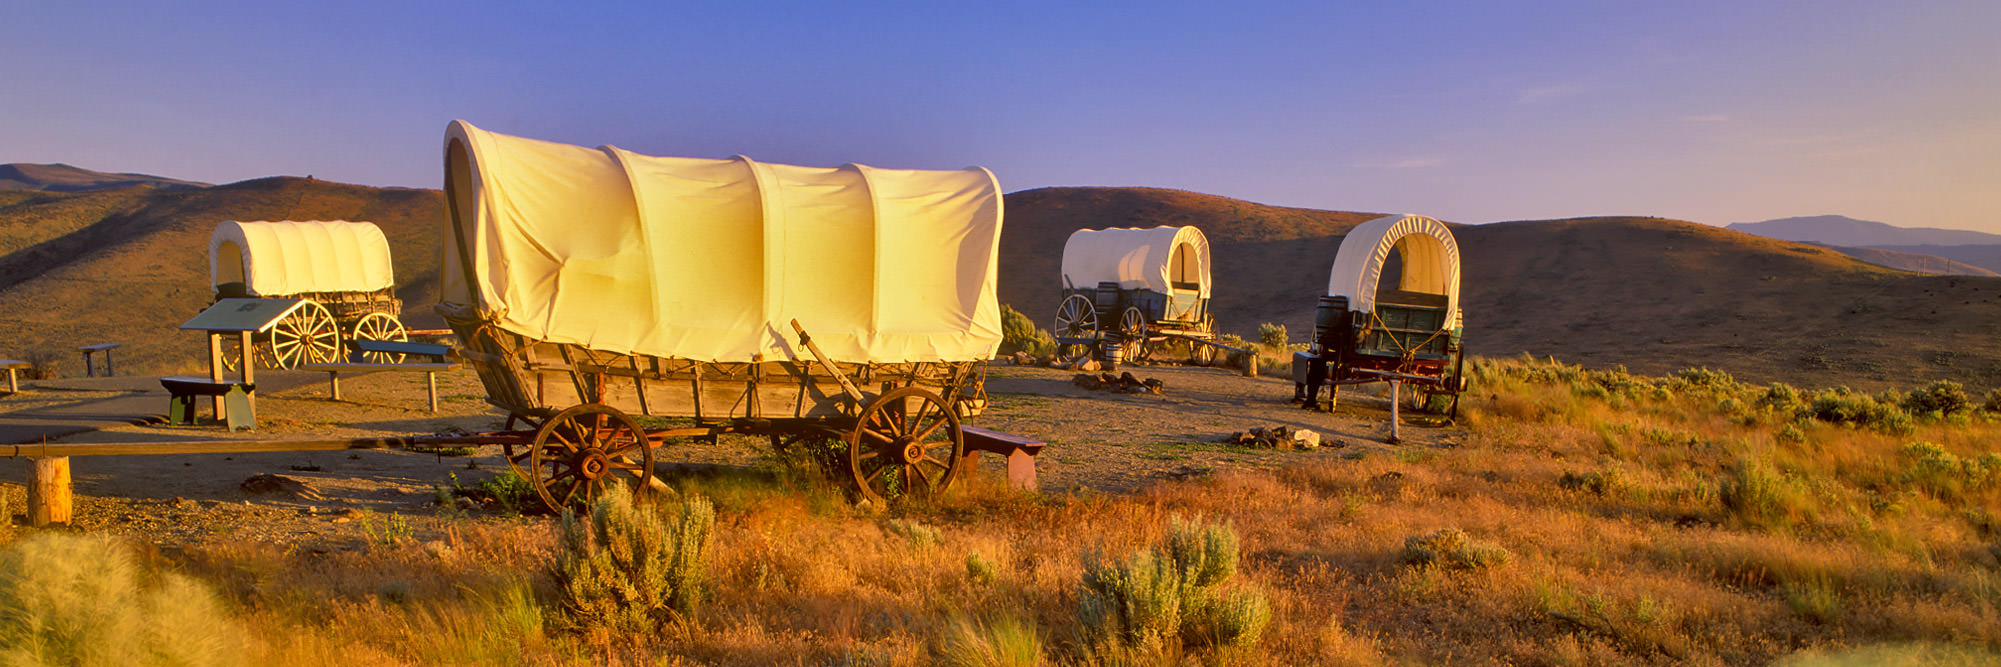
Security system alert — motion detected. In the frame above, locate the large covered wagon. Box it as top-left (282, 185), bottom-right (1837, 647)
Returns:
top-left (1295, 214), bottom-right (1467, 416)
top-left (440, 120), bottom-right (1004, 508)
top-left (208, 220), bottom-right (408, 369)
top-left (1052, 225), bottom-right (1216, 364)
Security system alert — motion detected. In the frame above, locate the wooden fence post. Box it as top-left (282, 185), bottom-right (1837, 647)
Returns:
top-left (28, 457), bottom-right (72, 526)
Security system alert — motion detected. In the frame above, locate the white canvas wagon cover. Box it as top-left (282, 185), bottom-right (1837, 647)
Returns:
top-left (1059, 226), bottom-right (1211, 298)
top-left (441, 120), bottom-right (1004, 364)
top-left (1326, 214), bottom-right (1461, 327)
top-left (209, 220), bottom-right (394, 297)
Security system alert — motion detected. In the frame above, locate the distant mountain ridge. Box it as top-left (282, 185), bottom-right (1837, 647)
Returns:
top-left (0, 163), bottom-right (209, 193)
top-left (1728, 215), bottom-right (2001, 246)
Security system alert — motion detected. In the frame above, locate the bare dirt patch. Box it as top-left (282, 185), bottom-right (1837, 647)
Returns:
top-left (0, 363), bottom-right (1459, 547)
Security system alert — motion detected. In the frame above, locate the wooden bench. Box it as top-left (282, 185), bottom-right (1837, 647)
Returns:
top-left (1, 359), bottom-right (27, 393)
top-left (159, 376), bottom-right (255, 430)
top-left (79, 343), bottom-right (121, 377)
top-left (347, 339), bottom-right (453, 363)
top-left (959, 425), bottom-right (1047, 491)
top-left (301, 362), bottom-right (458, 411)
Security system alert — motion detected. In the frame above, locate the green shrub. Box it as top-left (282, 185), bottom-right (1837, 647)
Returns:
top-left (1257, 322), bottom-right (1288, 349)
top-left (966, 552), bottom-right (999, 585)
top-left (887, 518), bottom-right (943, 549)
top-left (941, 615), bottom-right (1043, 667)
top-left (1782, 577), bottom-right (1842, 624)
top-left (1400, 528), bottom-right (1513, 569)
top-left (0, 534), bottom-right (245, 665)
top-left (479, 470), bottom-right (539, 514)
top-left (1722, 459), bottom-right (1809, 529)
top-left (1076, 517), bottom-right (1270, 659)
top-left (1558, 468), bottom-right (1624, 496)
top-left (555, 486), bottom-right (714, 631)
top-left (1982, 389), bottom-right (2001, 414)
top-left (1902, 380), bottom-right (1972, 418)
top-left (1805, 388), bottom-right (1912, 433)
top-left (999, 304), bottom-right (1056, 356)
top-left (1898, 442), bottom-right (2001, 502)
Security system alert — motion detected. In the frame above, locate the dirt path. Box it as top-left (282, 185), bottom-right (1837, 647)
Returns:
top-left (0, 363), bottom-right (1462, 545)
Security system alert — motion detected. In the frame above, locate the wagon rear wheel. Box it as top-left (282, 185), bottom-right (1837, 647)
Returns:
top-left (270, 301), bottom-right (339, 369)
top-left (527, 404), bottom-right (656, 511)
top-left (848, 387), bottom-right (964, 505)
top-left (348, 312), bottom-right (408, 363)
top-left (1054, 293), bottom-right (1099, 351)
top-left (1119, 307), bottom-right (1149, 362)
top-left (1191, 340), bottom-right (1217, 366)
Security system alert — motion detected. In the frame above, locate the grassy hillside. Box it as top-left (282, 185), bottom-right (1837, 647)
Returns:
top-left (0, 178), bottom-right (442, 374)
top-left (1000, 191), bottom-right (2001, 391)
top-left (7, 180), bottom-right (2001, 391)
top-left (0, 162), bottom-right (208, 192)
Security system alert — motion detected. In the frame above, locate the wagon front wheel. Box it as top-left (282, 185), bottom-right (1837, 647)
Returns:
top-left (270, 301), bottom-right (339, 369)
top-left (848, 387), bottom-right (964, 505)
top-left (1119, 306), bottom-right (1148, 362)
top-left (527, 404), bottom-right (656, 512)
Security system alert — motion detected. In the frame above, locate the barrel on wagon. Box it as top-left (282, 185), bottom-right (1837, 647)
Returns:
top-left (208, 220), bottom-right (409, 368)
top-left (1052, 225), bottom-right (1217, 365)
top-left (439, 120), bottom-right (1004, 507)
top-left (1295, 214), bottom-right (1467, 415)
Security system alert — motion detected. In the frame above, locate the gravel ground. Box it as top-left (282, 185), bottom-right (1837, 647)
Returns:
top-left (0, 362), bottom-right (1461, 547)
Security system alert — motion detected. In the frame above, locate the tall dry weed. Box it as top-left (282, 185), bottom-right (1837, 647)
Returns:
top-left (0, 534), bottom-right (245, 665)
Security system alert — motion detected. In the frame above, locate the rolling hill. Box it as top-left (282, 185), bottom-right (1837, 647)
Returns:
top-left (4, 180), bottom-right (1999, 392)
top-left (1728, 214), bottom-right (2001, 246)
top-left (1816, 244), bottom-right (1999, 277)
top-left (0, 163), bottom-right (209, 193)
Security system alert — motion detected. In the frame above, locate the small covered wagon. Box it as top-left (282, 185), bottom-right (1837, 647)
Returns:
top-left (208, 220), bottom-right (409, 369)
top-left (1052, 225), bottom-right (1216, 364)
top-left (440, 120), bottom-right (1004, 508)
top-left (1295, 214), bottom-right (1467, 416)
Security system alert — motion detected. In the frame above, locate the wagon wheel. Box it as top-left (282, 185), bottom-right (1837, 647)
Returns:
top-left (1053, 294), bottom-right (1099, 357)
top-left (1118, 306), bottom-right (1149, 362)
top-left (348, 312), bottom-right (409, 363)
top-left (269, 301), bottom-right (339, 369)
top-left (1191, 339), bottom-right (1217, 366)
top-left (848, 387), bottom-right (964, 505)
top-left (527, 404), bottom-right (655, 511)
top-left (217, 336), bottom-right (269, 373)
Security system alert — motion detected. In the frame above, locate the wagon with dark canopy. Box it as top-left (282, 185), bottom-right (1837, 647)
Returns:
top-left (1051, 225), bottom-right (1217, 364)
top-left (208, 220), bottom-right (410, 369)
top-left (1294, 214), bottom-right (1467, 416)
top-left (440, 121), bottom-right (1005, 508)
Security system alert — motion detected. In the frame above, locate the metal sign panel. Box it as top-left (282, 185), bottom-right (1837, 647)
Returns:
top-left (179, 298), bottom-right (306, 333)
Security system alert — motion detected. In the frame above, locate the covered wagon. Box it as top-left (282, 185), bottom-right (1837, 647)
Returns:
top-left (1052, 225), bottom-right (1216, 364)
top-left (1294, 214), bottom-right (1467, 415)
top-left (440, 120), bottom-right (1004, 507)
top-left (208, 220), bottom-right (408, 369)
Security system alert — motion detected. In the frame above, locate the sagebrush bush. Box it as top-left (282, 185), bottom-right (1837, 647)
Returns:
top-left (1076, 517), bottom-right (1270, 660)
top-left (555, 486), bottom-right (714, 632)
top-left (1558, 468), bottom-right (1624, 497)
top-left (966, 551), bottom-right (999, 585)
top-left (1722, 459), bottom-right (1809, 529)
top-left (1000, 304), bottom-right (1056, 356)
top-left (0, 534), bottom-right (245, 665)
top-left (1902, 380), bottom-right (1972, 418)
top-left (1897, 442), bottom-right (2001, 502)
top-left (1401, 528), bottom-right (1513, 570)
top-left (1257, 322), bottom-right (1288, 349)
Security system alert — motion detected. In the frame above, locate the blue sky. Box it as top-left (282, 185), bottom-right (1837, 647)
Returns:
top-left (4, 1), bottom-right (1996, 230)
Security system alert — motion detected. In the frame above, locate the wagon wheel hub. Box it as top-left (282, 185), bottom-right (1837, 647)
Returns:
top-left (575, 448), bottom-right (612, 479)
top-left (899, 440), bottom-right (927, 465)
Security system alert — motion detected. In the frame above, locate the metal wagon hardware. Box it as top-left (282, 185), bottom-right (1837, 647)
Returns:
top-left (1294, 214), bottom-right (1467, 416)
top-left (440, 120), bottom-right (1005, 509)
top-left (208, 220), bottom-right (409, 370)
top-left (1052, 225), bottom-right (1217, 365)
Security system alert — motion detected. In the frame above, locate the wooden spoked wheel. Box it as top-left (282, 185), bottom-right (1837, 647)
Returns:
top-left (218, 336), bottom-right (270, 373)
top-left (348, 312), bottom-right (408, 363)
top-left (270, 301), bottom-right (339, 369)
top-left (1054, 294), bottom-right (1099, 341)
top-left (1119, 306), bottom-right (1148, 361)
top-left (848, 387), bottom-right (964, 505)
top-left (527, 404), bottom-right (656, 511)
top-left (1191, 340), bottom-right (1217, 366)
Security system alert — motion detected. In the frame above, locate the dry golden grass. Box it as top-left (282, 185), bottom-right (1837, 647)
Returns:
top-left (3, 355), bottom-right (2000, 664)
